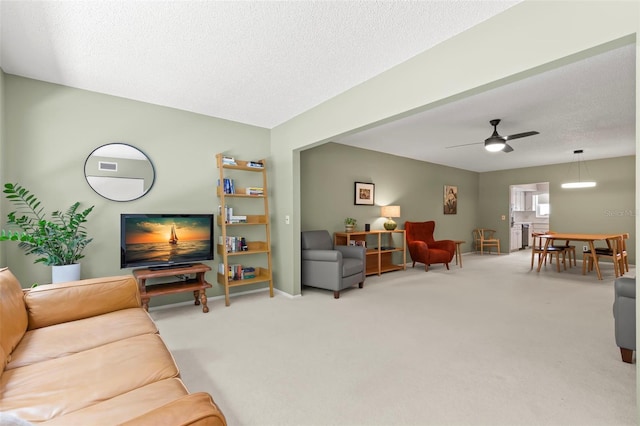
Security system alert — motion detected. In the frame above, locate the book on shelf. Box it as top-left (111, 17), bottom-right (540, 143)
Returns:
top-left (218, 263), bottom-right (252, 281)
top-left (229, 215), bottom-right (247, 223)
top-left (220, 178), bottom-right (235, 194)
top-left (221, 206), bottom-right (247, 223)
top-left (222, 156), bottom-right (237, 166)
top-left (245, 187), bottom-right (264, 196)
top-left (247, 161), bottom-right (264, 169)
top-left (219, 236), bottom-right (248, 252)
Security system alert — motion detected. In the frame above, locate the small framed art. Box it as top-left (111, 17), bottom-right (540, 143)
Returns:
top-left (444, 185), bottom-right (457, 215)
top-left (354, 182), bottom-right (375, 205)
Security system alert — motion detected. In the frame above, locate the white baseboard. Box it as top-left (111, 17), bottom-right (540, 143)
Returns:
top-left (148, 286), bottom-right (299, 312)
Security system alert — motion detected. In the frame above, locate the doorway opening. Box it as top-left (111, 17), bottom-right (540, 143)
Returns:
top-left (509, 182), bottom-right (550, 252)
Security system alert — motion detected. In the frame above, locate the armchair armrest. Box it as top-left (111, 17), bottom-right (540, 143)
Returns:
top-left (335, 245), bottom-right (365, 260)
top-left (407, 240), bottom-right (429, 258)
top-left (302, 249), bottom-right (341, 262)
top-left (613, 277), bottom-right (636, 352)
top-left (431, 239), bottom-right (456, 255)
top-left (121, 392), bottom-right (227, 426)
top-left (24, 275), bottom-right (141, 330)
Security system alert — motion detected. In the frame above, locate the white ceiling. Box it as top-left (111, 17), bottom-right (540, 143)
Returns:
top-left (0, 1), bottom-right (635, 173)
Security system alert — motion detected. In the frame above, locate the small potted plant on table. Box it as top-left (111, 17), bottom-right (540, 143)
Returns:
top-left (344, 217), bottom-right (357, 233)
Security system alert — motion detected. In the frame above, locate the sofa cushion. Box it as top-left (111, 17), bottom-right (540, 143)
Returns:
top-left (24, 275), bottom-right (141, 330)
top-left (0, 333), bottom-right (180, 423)
top-left (0, 268), bottom-right (28, 370)
top-left (37, 378), bottom-right (190, 426)
top-left (6, 308), bottom-right (158, 370)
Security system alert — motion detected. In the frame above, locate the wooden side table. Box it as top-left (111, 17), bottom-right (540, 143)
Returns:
top-left (334, 230), bottom-right (406, 276)
top-left (453, 240), bottom-right (465, 267)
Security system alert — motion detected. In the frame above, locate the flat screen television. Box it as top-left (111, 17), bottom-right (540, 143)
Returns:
top-left (120, 214), bottom-right (214, 269)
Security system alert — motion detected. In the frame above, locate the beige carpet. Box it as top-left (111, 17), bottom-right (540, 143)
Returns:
top-left (150, 250), bottom-right (636, 426)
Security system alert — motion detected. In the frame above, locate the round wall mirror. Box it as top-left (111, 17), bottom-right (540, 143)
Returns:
top-left (84, 143), bottom-right (155, 202)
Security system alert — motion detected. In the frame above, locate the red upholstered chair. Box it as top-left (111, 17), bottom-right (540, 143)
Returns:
top-left (405, 221), bottom-right (456, 271)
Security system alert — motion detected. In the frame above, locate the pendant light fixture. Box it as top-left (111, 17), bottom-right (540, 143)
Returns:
top-left (561, 149), bottom-right (596, 189)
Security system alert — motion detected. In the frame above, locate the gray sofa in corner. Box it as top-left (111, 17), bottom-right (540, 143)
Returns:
top-left (613, 276), bottom-right (635, 363)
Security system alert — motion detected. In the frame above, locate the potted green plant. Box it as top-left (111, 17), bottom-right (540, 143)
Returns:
top-left (0, 183), bottom-right (94, 283)
top-left (344, 217), bottom-right (357, 233)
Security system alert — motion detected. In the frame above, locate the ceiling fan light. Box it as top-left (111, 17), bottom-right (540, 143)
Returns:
top-left (484, 140), bottom-right (505, 152)
top-left (561, 181), bottom-right (596, 189)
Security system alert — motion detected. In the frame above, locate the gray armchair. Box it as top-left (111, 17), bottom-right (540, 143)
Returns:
top-left (301, 230), bottom-right (366, 298)
top-left (613, 276), bottom-right (635, 363)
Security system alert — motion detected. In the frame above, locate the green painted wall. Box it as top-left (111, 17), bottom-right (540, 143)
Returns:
top-left (2, 75), bottom-right (270, 307)
top-left (301, 143), bottom-right (478, 254)
top-left (479, 156), bottom-right (636, 263)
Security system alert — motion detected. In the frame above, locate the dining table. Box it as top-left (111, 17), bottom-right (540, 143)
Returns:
top-left (535, 232), bottom-right (624, 280)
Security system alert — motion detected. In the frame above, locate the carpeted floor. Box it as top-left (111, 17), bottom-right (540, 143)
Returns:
top-left (150, 250), bottom-right (637, 426)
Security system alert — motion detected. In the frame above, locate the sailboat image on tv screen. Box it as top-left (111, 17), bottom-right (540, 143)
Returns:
top-left (169, 224), bottom-right (178, 245)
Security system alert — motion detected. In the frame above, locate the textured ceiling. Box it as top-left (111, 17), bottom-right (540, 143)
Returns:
top-left (0, 1), bottom-right (635, 173)
top-left (0, 0), bottom-right (519, 128)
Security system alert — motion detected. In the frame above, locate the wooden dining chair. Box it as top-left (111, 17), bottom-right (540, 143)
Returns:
top-left (583, 234), bottom-right (625, 278)
top-left (531, 232), bottom-right (567, 272)
top-left (548, 231), bottom-right (576, 268)
top-left (473, 228), bottom-right (500, 255)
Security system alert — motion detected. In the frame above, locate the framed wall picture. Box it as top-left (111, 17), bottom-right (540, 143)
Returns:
top-left (444, 185), bottom-right (458, 214)
top-left (354, 182), bottom-right (375, 205)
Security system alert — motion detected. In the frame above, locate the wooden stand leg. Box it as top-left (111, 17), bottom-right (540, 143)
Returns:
top-left (200, 290), bottom-right (209, 313)
top-left (193, 290), bottom-right (200, 305)
top-left (620, 347), bottom-right (634, 363)
top-left (142, 297), bottom-right (150, 312)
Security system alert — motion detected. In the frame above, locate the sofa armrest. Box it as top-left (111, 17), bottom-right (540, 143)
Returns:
top-left (121, 392), bottom-right (227, 426)
top-left (24, 275), bottom-right (141, 330)
top-left (302, 249), bottom-right (341, 262)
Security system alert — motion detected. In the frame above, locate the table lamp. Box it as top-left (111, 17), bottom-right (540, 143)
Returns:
top-left (381, 205), bottom-right (401, 230)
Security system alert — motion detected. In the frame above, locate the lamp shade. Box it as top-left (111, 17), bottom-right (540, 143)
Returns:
top-left (381, 205), bottom-right (400, 218)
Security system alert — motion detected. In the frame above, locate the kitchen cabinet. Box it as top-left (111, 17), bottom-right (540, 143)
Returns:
top-left (524, 192), bottom-right (534, 211)
top-left (510, 227), bottom-right (522, 251)
top-left (512, 190), bottom-right (534, 212)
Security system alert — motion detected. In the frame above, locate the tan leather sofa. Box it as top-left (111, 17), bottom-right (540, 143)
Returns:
top-left (0, 267), bottom-right (226, 425)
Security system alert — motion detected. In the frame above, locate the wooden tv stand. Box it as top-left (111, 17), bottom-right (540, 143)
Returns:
top-left (132, 263), bottom-right (213, 313)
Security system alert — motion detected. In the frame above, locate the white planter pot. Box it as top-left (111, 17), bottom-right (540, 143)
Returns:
top-left (52, 264), bottom-right (81, 283)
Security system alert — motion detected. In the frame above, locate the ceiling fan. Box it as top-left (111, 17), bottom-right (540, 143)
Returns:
top-left (447, 119), bottom-right (539, 153)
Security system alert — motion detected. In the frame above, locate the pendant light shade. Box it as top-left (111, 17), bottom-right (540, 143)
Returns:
top-left (561, 149), bottom-right (596, 189)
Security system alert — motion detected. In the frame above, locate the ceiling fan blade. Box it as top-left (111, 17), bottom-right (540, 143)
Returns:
top-left (502, 143), bottom-right (514, 153)
top-left (505, 131), bottom-right (539, 141)
top-left (446, 142), bottom-right (482, 149)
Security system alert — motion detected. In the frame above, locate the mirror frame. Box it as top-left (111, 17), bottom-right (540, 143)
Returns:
top-left (84, 143), bottom-right (156, 202)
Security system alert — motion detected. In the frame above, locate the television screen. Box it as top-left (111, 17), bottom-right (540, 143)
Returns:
top-left (121, 214), bottom-right (214, 269)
